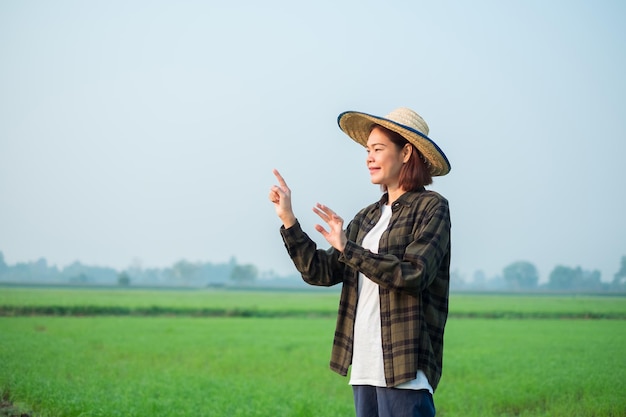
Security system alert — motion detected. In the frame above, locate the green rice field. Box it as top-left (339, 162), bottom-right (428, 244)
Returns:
top-left (1, 287), bottom-right (625, 416)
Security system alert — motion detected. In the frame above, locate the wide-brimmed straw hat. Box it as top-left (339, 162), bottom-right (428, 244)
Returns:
top-left (337, 107), bottom-right (451, 176)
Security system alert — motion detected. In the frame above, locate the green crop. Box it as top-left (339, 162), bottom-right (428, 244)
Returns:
top-left (1, 288), bottom-right (625, 416)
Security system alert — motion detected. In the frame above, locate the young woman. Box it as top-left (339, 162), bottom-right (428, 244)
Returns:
top-left (269, 107), bottom-right (451, 417)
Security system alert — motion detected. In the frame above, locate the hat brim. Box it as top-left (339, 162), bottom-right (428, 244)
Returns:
top-left (337, 111), bottom-right (451, 176)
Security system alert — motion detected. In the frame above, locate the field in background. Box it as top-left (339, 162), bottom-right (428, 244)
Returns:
top-left (1, 287), bottom-right (624, 318)
top-left (1, 287), bottom-right (625, 417)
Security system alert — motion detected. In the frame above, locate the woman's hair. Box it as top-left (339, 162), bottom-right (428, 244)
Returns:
top-left (375, 125), bottom-right (432, 191)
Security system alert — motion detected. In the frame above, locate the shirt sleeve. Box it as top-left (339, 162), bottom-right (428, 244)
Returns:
top-left (279, 220), bottom-right (347, 287)
top-left (339, 197), bottom-right (451, 296)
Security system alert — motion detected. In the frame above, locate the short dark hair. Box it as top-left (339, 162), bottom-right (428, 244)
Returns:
top-left (375, 125), bottom-right (432, 191)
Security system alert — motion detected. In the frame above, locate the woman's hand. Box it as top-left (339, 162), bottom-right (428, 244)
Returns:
top-left (313, 203), bottom-right (347, 252)
top-left (269, 169), bottom-right (297, 228)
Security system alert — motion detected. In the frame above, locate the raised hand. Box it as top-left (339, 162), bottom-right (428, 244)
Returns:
top-left (313, 203), bottom-right (347, 252)
top-left (269, 169), bottom-right (297, 228)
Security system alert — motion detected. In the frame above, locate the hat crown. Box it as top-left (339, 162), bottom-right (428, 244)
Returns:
top-left (385, 107), bottom-right (429, 137)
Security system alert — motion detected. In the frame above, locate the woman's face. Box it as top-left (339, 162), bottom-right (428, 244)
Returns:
top-left (365, 126), bottom-right (410, 189)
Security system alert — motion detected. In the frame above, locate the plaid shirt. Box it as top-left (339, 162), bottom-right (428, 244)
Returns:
top-left (280, 189), bottom-right (451, 390)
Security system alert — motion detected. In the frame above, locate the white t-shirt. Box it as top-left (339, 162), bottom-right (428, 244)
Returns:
top-left (348, 204), bottom-right (433, 393)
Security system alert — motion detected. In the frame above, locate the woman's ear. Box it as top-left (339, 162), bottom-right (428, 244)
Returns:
top-left (402, 143), bottom-right (413, 163)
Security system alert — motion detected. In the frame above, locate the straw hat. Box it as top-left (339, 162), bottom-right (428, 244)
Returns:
top-left (337, 107), bottom-right (451, 176)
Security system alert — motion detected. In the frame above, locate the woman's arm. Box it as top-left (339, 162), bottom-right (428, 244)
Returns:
top-left (340, 196), bottom-right (451, 296)
top-left (280, 220), bottom-right (347, 287)
top-left (271, 169), bottom-right (348, 287)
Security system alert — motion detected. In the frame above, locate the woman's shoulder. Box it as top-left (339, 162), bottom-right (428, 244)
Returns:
top-left (352, 190), bottom-right (448, 219)
top-left (402, 189), bottom-right (448, 206)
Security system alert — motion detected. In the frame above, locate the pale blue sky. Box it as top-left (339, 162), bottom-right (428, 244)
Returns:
top-left (1, 0), bottom-right (625, 282)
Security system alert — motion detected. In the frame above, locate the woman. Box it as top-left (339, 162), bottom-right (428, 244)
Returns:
top-left (269, 107), bottom-right (451, 417)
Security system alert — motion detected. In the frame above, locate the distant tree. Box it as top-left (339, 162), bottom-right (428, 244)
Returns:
top-left (549, 266), bottom-right (576, 290)
top-left (31, 258), bottom-right (57, 281)
top-left (487, 274), bottom-right (507, 290)
top-left (0, 251), bottom-right (7, 278)
top-left (60, 261), bottom-right (117, 284)
top-left (612, 255), bottom-right (626, 289)
top-left (199, 261), bottom-right (231, 284)
top-left (503, 261), bottom-right (538, 290)
top-left (472, 270), bottom-right (487, 287)
top-left (548, 265), bottom-right (602, 291)
top-left (230, 263), bottom-right (258, 284)
top-left (171, 260), bottom-right (199, 286)
top-left (0, 251), bottom-right (6, 271)
top-left (118, 272), bottom-right (131, 286)
top-left (581, 269), bottom-right (602, 290)
top-left (449, 269), bottom-right (466, 291)
top-left (69, 272), bottom-right (89, 283)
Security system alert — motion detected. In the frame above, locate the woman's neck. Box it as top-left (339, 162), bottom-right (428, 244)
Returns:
top-left (386, 186), bottom-right (405, 206)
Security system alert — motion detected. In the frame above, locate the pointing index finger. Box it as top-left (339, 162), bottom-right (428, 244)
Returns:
top-left (272, 169), bottom-right (289, 189)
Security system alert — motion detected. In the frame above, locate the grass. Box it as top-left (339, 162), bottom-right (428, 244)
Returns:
top-left (449, 292), bottom-right (626, 318)
top-left (1, 316), bottom-right (351, 417)
top-left (1, 287), bottom-right (625, 416)
top-left (439, 319), bottom-right (625, 416)
top-left (1, 287), bottom-right (624, 318)
top-left (0, 287), bottom-right (339, 317)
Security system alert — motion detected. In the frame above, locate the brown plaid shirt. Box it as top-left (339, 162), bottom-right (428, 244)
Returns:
top-left (280, 189), bottom-right (451, 390)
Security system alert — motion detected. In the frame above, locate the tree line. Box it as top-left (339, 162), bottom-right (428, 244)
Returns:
top-left (452, 256), bottom-right (626, 292)
top-left (1, 250), bottom-right (625, 292)
top-left (0, 251), bottom-right (268, 287)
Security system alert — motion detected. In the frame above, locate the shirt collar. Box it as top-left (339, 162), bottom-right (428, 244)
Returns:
top-left (376, 188), bottom-right (426, 208)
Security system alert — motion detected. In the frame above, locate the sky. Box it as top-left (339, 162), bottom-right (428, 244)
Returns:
top-left (1, 0), bottom-right (625, 283)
